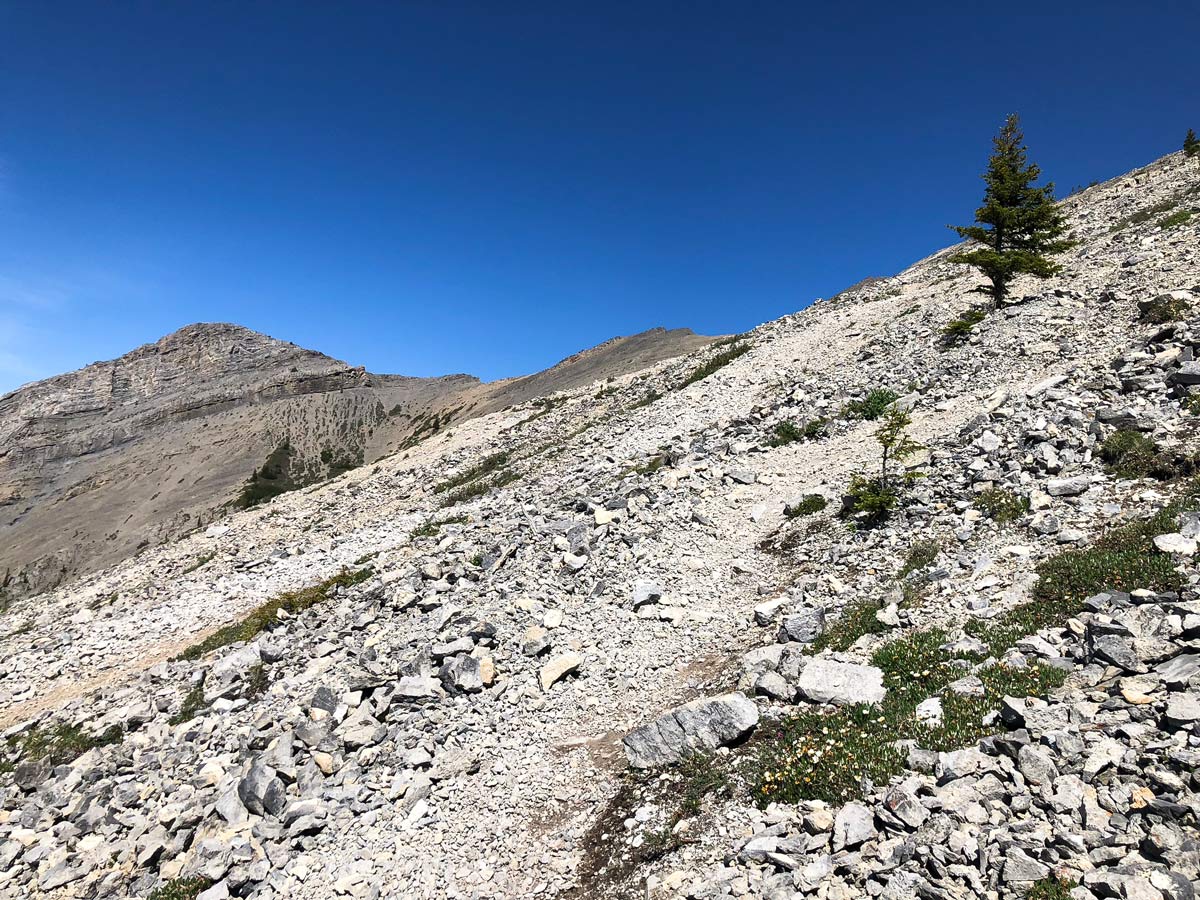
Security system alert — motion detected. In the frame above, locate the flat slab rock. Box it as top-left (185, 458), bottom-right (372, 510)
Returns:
top-left (623, 692), bottom-right (759, 768)
top-left (795, 658), bottom-right (886, 706)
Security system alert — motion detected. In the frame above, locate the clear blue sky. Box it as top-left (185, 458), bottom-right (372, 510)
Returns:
top-left (1, 2), bottom-right (1197, 394)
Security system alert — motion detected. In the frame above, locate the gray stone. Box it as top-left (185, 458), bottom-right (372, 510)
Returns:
top-left (623, 693), bottom-right (759, 768)
top-left (1046, 476), bottom-right (1091, 497)
top-left (1002, 849), bottom-right (1050, 882)
top-left (12, 757), bottom-right (51, 792)
top-left (632, 580), bottom-right (664, 608)
top-left (778, 608), bottom-right (825, 644)
top-left (439, 655), bottom-right (484, 694)
top-left (833, 802), bottom-right (875, 850)
top-left (1164, 692), bottom-right (1200, 727)
top-left (795, 658), bottom-right (886, 706)
top-left (237, 761), bottom-right (287, 818)
top-left (1017, 744), bottom-right (1058, 786)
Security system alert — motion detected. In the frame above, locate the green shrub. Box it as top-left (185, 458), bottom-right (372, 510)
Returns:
top-left (168, 684), bottom-right (208, 726)
top-left (1139, 294), bottom-right (1192, 324)
top-left (843, 475), bottom-right (900, 523)
top-left (1158, 209), bottom-right (1194, 230)
top-left (147, 878), bottom-right (213, 900)
top-left (434, 452), bottom-right (510, 494)
top-left (411, 514), bottom-right (469, 538)
top-left (1, 722), bottom-right (123, 773)
top-left (1111, 199), bottom-right (1177, 232)
top-left (679, 342), bottom-right (752, 388)
top-left (843, 389), bottom-right (899, 421)
top-left (235, 442), bottom-right (297, 509)
top-left (175, 567), bottom-right (373, 661)
top-left (440, 469), bottom-right (520, 507)
top-left (899, 539), bottom-right (941, 578)
top-left (940, 308), bottom-right (987, 346)
top-left (805, 597), bottom-right (886, 654)
top-left (974, 488), bottom-right (1030, 523)
top-left (770, 418), bottom-right (827, 446)
top-left (1027, 877), bottom-right (1076, 900)
top-left (785, 495), bottom-right (827, 518)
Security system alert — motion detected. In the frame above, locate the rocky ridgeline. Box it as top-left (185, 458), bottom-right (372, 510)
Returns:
top-left (0, 151), bottom-right (1198, 900)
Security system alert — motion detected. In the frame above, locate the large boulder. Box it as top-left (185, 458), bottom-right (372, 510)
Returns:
top-left (623, 693), bottom-right (759, 768)
top-left (795, 659), bottom-right (886, 706)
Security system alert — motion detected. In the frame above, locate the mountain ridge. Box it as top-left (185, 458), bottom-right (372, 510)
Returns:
top-left (0, 321), bottom-right (717, 600)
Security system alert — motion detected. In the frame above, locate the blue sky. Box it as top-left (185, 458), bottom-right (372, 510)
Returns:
top-left (1, 2), bottom-right (1197, 394)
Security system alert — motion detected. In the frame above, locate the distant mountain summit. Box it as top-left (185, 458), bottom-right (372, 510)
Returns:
top-left (0, 322), bottom-right (715, 599)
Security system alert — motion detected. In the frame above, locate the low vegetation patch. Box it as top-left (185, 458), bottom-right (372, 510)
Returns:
top-left (1139, 294), bottom-right (1192, 324)
top-left (1027, 877), bottom-right (1076, 900)
top-left (968, 502), bottom-right (1189, 655)
top-left (898, 539), bottom-right (941, 578)
top-left (168, 683), bottom-right (208, 726)
top-left (1156, 208), bottom-right (1194, 230)
top-left (769, 417), bottom-right (827, 446)
top-left (234, 441), bottom-right (297, 509)
top-left (974, 488), bottom-right (1029, 523)
top-left (411, 514), bottom-right (469, 538)
top-left (181, 552), bottom-right (216, 575)
top-left (629, 389), bottom-right (662, 410)
top-left (1110, 199), bottom-right (1178, 232)
top-left (626, 453), bottom-right (670, 478)
top-left (1098, 429), bottom-right (1175, 480)
top-left (244, 663), bottom-right (270, 700)
top-left (842, 388), bottom-right (899, 421)
top-left (639, 755), bottom-right (732, 860)
top-left (753, 628), bottom-right (1064, 804)
top-left (400, 406), bottom-right (460, 450)
top-left (785, 495), bottom-right (827, 518)
top-left (516, 396), bottom-right (567, 428)
top-left (0, 721), bottom-right (123, 773)
top-left (440, 469), bottom-right (520, 507)
top-left (175, 567), bottom-right (373, 662)
top-left (678, 341), bottom-right (752, 389)
top-left (805, 598), bottom-right (886, 655)
top-left (147, 878), bottom-right (213, 900)
top-left (434, 452), bottom-right (510, 494)
top-left (939, 308), bottom-right (987, 347)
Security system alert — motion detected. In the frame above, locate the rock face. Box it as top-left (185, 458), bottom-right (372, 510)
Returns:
top-left (0, 150), bottom-right (1199, 900)
top-left (0, 324), bottom-right (715, 598)
top-left (623, 693), bottom-right (760, 767)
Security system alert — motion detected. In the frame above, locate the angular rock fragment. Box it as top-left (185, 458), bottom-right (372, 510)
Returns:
top-left (623, 693), bottom-right (759, 768)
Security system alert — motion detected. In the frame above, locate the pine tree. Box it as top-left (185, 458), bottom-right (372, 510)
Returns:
top-left (1185, 128), bottom-right (1200, 159)
top-left (950, 114), bottom-right (1073, 306)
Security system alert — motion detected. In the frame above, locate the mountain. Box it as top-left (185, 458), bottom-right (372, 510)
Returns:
top-left (0, 150), bottom-right (1198, 900)
top-left (0, 323), bottom-right (715, 600)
